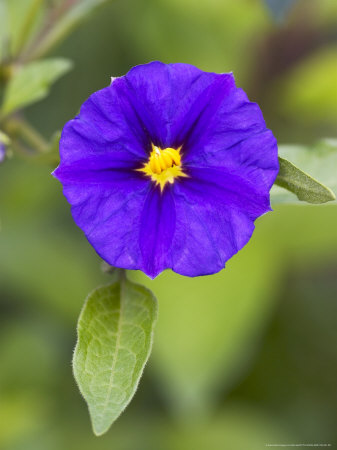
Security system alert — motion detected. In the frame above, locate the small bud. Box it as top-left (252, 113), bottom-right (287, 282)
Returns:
top-left (0, 131), bottom-right (10, 164)
top-left (0, 143), bottom-right (5, 163)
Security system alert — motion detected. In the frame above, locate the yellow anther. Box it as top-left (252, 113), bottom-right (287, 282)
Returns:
top-left (150, 154), bottom-right (161, 174)
top-left (162, 152), bottom-right (173, 167)
top-left (158, 154), bottom-right (167, 171)
top-left (149, 155), bottom-right (156, 173)
top-left (148, 145), bottom-right (181, 174)
top-left (164, 148), bottom-right (181, 166)
top-left (137, 143), bottom-right (187, 191)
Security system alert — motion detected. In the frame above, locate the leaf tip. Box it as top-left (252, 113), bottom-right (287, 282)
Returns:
top-left (92, 420), bottom-right (109, 437)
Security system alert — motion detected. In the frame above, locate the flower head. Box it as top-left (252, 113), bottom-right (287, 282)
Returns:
top-left (53, 62), bottom-right (278, 278)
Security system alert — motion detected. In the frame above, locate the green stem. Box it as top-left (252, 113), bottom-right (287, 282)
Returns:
top-left (21, 0), bottom-right (80, 62)
top-left (3, 117), bottom-right (49, 154)
top-left (14, 0), bottom-right (45, 57)
top-left (117, 268), bottom-right (127, 282)
top-left (101, 263), bottom-right (127, 282)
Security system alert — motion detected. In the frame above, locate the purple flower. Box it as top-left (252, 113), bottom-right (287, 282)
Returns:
top-left (0, 142), bottom-right (6, 163)
top-left (53, 62), bottom-right (278, 278)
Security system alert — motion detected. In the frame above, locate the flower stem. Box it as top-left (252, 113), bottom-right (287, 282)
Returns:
top-left (20, 0), bottom-right (80, 62)
top-left (101, 262), bottom-right (127, 282)
top-left (3, 117), bottom-right (49, 154)
top-left (14, 0), bottom-right (45, 57)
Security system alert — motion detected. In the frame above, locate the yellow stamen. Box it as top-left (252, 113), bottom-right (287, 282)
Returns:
top-left (165, 148), bottom-right (181, 166)
top-left (137, 143), bottom-right (187, 191)
top-left (162, 152), bottom-right (173, 167)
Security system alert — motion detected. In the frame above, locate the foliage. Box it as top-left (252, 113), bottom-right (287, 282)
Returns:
top-left (2, 58), bottom-right (73, 116)
top-left (73, 278), bottom-right (157, 435)
top-left (272, 140), bottom-right (337, 204)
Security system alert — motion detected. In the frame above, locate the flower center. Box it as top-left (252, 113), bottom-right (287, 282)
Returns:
top-left (137, 144), bottom-right (187, 191)
top-left (149, 146), bottom-right (181, 174)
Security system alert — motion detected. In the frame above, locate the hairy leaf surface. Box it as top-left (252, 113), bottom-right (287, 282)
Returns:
top-left (73, 279), bottom-right (157, 435)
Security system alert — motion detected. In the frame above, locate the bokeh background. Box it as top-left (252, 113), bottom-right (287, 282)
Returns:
top-left (1, 0), bottom-right (337, 449)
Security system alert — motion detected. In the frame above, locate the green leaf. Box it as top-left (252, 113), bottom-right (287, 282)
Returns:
top-left (73, 278), bottom-right (158, 436)
top-left (1, 58), bottom-right (73, 116)
top-left (272, 140), bottom-right (337, 204)
top-left (275, 157), bottom-right (335, 204)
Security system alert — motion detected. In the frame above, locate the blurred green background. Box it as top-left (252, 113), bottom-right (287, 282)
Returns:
top-left (0, 0), bottom-right (337, 449)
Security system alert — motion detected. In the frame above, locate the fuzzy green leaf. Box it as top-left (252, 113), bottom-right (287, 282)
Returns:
top-left (73, 279), bottom-right (158, 436)
top-left (271, 140), bottom-right (337, 204)
top-left (1, 58), bottom-right (73, 116)
top-left (275, 157), bottom-right (335, 204)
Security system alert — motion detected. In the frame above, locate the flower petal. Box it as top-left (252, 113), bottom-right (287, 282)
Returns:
top-left (181, 167), bottom-right (271, 216)
top-left (186, 130), bottom-right (279, 192)
top-left (56, 78), bottom-right (153, 175)
top-left (183, 87), bottom-right (274, 170)
top-left (168, 166), bottom-right (271, 276)
top-left (60, 174), bottom-right (150, 271)
top-left (114, 61), bottom-right (235, 149)
top-left (139, 186), bottom-right (176, 278)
